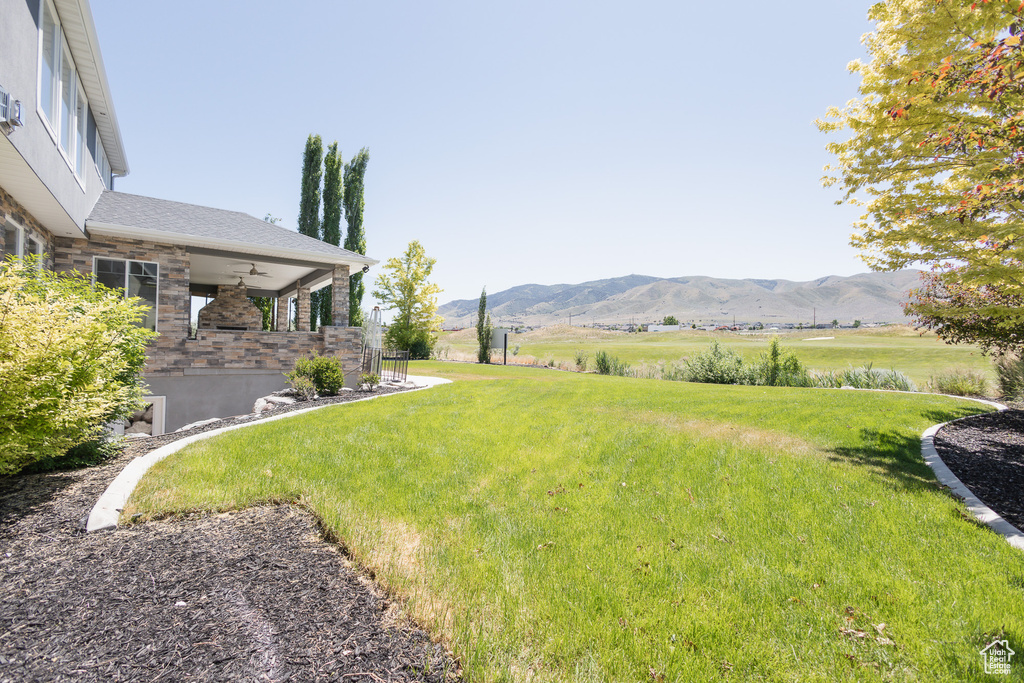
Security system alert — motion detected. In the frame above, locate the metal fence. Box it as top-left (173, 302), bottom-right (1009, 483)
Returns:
top-left (362, 347), bottom-right (409, 383)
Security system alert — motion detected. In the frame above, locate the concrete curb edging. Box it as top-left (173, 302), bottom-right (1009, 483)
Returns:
top-left (920, 396), bottom-right (1024, 552)
top-left (86, 375), bottom-right (452, 533)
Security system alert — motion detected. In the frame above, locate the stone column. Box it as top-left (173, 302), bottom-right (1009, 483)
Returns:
top-left (332, 264), bottom-right (350, 327)
top-left (275, 297), bottom-right (290, 332)
top-left (296, 286), bottom-right (310, 332)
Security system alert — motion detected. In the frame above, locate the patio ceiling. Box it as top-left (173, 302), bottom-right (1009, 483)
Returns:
top-left (188, 249), bottom-right (336, 297)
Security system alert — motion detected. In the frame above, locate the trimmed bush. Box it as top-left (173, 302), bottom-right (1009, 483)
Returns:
top-left (287, 353), bottom-right (344, 396)
top-left (0, 256), bottom-right (155, 475)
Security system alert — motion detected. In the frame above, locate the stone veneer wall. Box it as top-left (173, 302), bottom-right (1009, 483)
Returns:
top-left (0, 187), bottom-right (56, 269)
top-left (51, 235), bottom-right (362, 377)
top-left (197, 283), bottom-right (262, 330)
top-left (168, 326), bottom-right (362, 375)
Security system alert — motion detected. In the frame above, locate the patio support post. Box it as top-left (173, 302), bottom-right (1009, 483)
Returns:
top-left (275, 297), bottom-right (289, 332)
top-left (296, 286), bottom-right (311, 332)
top-left (332, 265), bottom-right (350, 327)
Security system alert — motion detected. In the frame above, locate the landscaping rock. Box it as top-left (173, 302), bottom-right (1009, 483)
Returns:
top-left (175, 417), bottom-right (222, 433)
top-left (125, 420), bottom-right (151, 436)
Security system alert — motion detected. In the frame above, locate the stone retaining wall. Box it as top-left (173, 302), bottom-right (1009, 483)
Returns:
top-left (152, 327), bottom-right (362, 376)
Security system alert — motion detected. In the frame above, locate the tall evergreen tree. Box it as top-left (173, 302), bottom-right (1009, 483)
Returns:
top-left (476, 287), bottom-right (492, 363)
top-left (297, 134), bottom-right (323, 330)
top-left (343, 148), bottom-right (370, 328)
top-left (318, 142), bottom-right (344, 326)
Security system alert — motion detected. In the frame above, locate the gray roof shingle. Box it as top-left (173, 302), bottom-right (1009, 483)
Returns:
top-left (87, 191), bottom-right (373, 264)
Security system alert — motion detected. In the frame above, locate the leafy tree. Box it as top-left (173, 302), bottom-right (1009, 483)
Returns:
top-left (372, 241), bottom-right (443, 358)
top-left (662, 315), bottom-right (679, 326)
top-left (344, 148), bottom-right (370, 328)
top-left (0, 256), bottom-right (155, 474)
top-left (820, 1), bottom-right (1024, 347)
top-left (907, 268), bottom-right (1024, 354)
top-left (476, 287), bottom-right (493, 363)
top-left (318, 142), bottom-right (344, 326)
top-left (298, 134), bottom-right (323, 330)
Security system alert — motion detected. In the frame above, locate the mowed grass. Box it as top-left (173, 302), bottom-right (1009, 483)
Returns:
top-left (441, 325), bottom-right (992, 388)
top-left (126, 362), bottom-right (1023, 682)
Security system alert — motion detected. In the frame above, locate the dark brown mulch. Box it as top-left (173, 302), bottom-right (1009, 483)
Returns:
top-left (0, 386), bottom-right (460, 683)
top-left (933, 408), bottom-right (1024, 533)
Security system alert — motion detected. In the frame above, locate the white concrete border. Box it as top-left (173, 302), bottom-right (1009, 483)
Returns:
top-left (86, 375), bottom-right (451, 532)
top-left (920, 396), bottom-right (1024, 552)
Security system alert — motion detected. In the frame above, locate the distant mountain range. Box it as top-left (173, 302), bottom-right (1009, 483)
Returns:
top-left (438, 271), bottom-right (924, 327)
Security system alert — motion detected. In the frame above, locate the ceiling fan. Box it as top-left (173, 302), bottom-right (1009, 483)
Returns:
top-left (232, 263), bottom-right (271, 278)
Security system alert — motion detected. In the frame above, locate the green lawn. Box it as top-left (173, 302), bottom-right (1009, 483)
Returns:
top-left (127, 362), bottom-right (1022, 682)
top-left (440, 325), bottom-right (992, 389)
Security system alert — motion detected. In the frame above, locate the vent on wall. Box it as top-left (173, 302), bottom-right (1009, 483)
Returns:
top-left (0, 86), bottom-right (24, 135)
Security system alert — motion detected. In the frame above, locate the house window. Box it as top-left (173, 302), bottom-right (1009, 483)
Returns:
top-left (59, 40), bottom-right (74, 155)
top-left (94, 258), bottom-right (159, 332)
top-left (1, 222), bottom-right (43, 269)
top-left (75, 83), bottom-right (87, 178)
top-left (3, 221), bottom-right (23, 259)
top-left (38, 0), bottom-right (88, 183)
top-left (95, 137), bottom-right (111, 190)
top-left (39, 1), bottom-right (59, 128)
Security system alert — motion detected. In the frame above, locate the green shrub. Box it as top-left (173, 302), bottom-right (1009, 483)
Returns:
top-left (0, 256), bottom-right (155, 475)
top-left (287, 353), bottom-right (344, 396)
top-left (927, 368), bottom-right (990, 397)
top-left (359, 373), bottom-right (381, 391)
top-left (994, 352), bottom-right (1024, 401)
top-left (408, 336), bottom-right (433, 360)
top-left (288, 375), bottom-right (317, 401)
top-left (683, 341), bottom-right (745, 384)
top-left (574, 349), bottom-right (588, 371)
top-left (594, 350), bottom-right (630, 376)
top-left (745, 338), bottom-right (811, 387)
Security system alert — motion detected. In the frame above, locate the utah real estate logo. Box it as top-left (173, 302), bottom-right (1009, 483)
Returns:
top-left (980, 639), bottom-right (1015, 676)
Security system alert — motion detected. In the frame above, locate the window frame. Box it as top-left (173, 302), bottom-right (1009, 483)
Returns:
top-left (36, 0), bottom-right (89, 187)
top-left (37, 0), bottom-right (60, 141)
top-left (94, 136), bottom-right (111, 190)
top-left (92, 256), bottom-right (160, 332)
top-left (3, 219), bottom-right (24, 260)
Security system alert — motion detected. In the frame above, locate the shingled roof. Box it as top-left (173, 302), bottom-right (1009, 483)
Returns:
top-left (86, 191), bottom-right (375, 266)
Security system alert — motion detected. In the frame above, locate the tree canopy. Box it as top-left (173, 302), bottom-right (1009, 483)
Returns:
top-left (476, 287), bottom-right (492, 363)
top-left (344, 148), bottom-right (370, 328)
top-left (820, 0), bottom-right (1024, 347)
top-left (372, 241), bottom-right (443, 358)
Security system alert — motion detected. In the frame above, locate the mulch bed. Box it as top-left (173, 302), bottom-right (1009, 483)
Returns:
top-left (933, 408), bottom-right (1024, 533)
top-left (0, 386), bottom-right (460, 682)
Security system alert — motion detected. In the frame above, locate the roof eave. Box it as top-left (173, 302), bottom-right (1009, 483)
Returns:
top-left (55, 0), bottom-right (129, 176)
top-left (85, 219), bottom-right (378, 269)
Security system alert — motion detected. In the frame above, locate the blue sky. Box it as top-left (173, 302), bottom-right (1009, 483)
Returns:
top-left (90, 1), bottom-right (875, 308)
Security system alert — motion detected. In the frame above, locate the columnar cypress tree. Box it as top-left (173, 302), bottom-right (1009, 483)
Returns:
top-left (297, 134), bottom-right (323, 330)
top-left (343, 148), bottom-right (370, 328)
top-left (476, 287), bottom-right (492, 363)
top-left (318, 142), bottom-right (343, 326)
